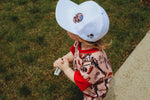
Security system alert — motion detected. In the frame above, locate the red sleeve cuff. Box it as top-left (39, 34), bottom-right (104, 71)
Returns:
top-left (70, 45), bottom-right (75, 55)
top-left (74, 71), bottom-right (92, 91)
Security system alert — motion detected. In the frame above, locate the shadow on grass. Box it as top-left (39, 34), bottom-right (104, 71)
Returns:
top-left (18, 85), bottom-right (31, 97)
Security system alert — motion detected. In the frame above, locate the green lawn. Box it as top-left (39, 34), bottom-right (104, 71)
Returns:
top-left (0, 0), bottom-right (150, 100)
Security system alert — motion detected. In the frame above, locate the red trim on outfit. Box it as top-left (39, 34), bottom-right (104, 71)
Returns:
top-left (74, 71), bottom-right (92, 91)
top-left (70, 45), bottom-right (75, 55)
top-left (70, 42), bottom-right (99, 55)
top-left (78, 42), bottom-right (99, 54)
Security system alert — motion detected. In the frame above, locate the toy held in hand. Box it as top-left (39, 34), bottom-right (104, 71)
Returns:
top-left (54, 68), bottom-right (61, 76)
top-left (53, 58), bottom-right (70, 76)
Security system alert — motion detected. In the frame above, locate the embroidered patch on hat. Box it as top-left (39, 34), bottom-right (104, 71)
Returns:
top-left (73, 13), bottom-right (83, 23)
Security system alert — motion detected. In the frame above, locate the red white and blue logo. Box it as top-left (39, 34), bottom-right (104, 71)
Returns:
top-left (73, 13), bottom-right (83, 23)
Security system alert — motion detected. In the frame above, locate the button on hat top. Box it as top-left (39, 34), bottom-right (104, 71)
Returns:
top-left (73, 13), bottom-right (83, 23)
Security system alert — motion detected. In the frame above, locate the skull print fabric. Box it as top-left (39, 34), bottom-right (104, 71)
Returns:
top-left (70, 41), bottom-right (113, 100)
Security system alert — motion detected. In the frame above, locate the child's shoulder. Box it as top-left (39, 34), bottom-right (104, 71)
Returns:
top-left (91, 49), bottom-right (107, 58)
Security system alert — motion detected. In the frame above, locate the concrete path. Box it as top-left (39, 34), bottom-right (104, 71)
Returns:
top-left (105, 30), bottom-right (150, 100)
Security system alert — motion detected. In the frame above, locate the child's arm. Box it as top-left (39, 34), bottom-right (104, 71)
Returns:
top-left (62, 51), bottom-right (74, 62)
top-left (53, 51), bottom-right (73, 68)
top-left (55, 58), bottom-right (75, 82)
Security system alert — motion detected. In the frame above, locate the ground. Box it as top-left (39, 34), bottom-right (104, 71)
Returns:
top-left (0, 0), bottom-right (150, 99)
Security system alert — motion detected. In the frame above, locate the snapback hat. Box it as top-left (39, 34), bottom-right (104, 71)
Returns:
top-left (55, 0), bottom-right (109, 42)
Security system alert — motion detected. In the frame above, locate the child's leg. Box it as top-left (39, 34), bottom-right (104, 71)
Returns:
top-left (83, 95), bottom-right (104, 100)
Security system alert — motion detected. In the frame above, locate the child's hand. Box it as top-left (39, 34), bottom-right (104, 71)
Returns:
top-left (55, 58), bottom-right (70, 71)
top-left (53, 58), bottom-right (64, 68)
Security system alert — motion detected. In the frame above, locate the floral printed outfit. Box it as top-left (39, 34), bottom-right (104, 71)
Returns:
top-left (70, 41), bottom-right (113, 100)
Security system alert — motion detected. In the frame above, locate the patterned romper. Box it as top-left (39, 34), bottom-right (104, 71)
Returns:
top-left (70, 41), bottom-right (113, 100)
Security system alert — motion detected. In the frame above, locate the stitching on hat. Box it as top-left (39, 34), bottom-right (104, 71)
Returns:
top-left (73, 13), bottom-right (83, 23)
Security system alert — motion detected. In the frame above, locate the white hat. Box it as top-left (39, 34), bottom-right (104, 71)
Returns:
top-left (55, 0), bottom-right (109, 42)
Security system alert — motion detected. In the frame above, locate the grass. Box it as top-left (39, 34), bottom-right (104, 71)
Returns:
top-left (0, 0), bottom-right (150, 100)
top-left (18, 85), bottom-right (31, 97)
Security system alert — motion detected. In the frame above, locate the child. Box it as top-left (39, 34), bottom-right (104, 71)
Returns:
top-left (53, 0), bottom-right (113, 100)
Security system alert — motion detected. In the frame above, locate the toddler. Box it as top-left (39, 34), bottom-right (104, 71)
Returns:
top-left (54, 0), bottom-right (113, 100)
